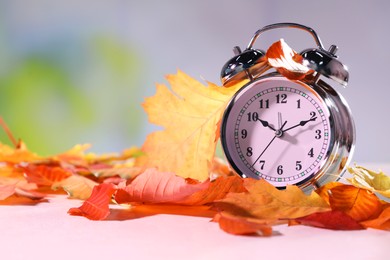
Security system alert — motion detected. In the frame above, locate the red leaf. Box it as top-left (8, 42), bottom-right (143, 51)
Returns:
top-left (68, 183), bottom-right (116, 220)
top-left (292, 210), bottom-right (364, 230)
top-left (114, 168), bottom-right (209, 204)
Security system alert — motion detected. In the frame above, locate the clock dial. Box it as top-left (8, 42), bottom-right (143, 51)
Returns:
top-left (221, 77), bottom-right (332, 188)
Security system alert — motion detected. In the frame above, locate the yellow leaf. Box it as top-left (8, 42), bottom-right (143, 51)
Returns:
top-left (347, 166), bottom-right (390, 198)
top-left (138, 71), bottom-right (246, 181)
top-left (218, 179), bottom-right (330, 219)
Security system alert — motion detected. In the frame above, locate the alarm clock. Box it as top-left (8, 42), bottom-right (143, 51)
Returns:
top-left (220, 23), bottom-right (355, 192)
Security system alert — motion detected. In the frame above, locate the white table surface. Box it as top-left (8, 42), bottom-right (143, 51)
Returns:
top-left (1, 163), bottom-right (389, 260)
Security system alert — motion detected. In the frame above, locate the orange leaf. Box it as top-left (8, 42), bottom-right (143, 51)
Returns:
top-left (0, 142), bottom-right (41, 164)
top-left (114, 168), bottom-right (209, 204)
top-left (329, 185), bottom-right (383, 222)
top-left (315, 181), bottom-right (344, 204)
top-left (0, 184), bottom-right (16, 200)
top-left (213, 212), bottom-right (275, 236)
top-left (361, 205), bottom-right (390, 231)
top-left (218, 179), bottom-right (330, 220)
top-left (23, 164), bottom-right (72, 186)
top-left (291, 210), bottom-right (364, 230)
top-left (68, 183), bottom-right (116, 220)
top-left (178, 175), bottom-right (246, 205)
top-left (137, 71), bottom-right (246, 181)
top-left (266, 39), bottom-right (313, 80)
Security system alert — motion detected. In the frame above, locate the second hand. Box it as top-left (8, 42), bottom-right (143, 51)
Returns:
top-left (251, 120), bottom-right (287, 167)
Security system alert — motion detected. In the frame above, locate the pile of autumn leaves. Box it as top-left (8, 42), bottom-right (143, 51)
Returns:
top-left (1, 40), bottom-right (390, 236)
top-left (0, 137), bottom-right (389, 236)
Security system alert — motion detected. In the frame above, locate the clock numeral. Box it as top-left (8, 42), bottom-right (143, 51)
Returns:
top-left (246, 147), bottom-right (253, 157)
top-left (308, 148), bottom-right (314, 158)
top-left (241, 129), bottom-right (248, 139)
top-left (247, 112), bottom-right (259, 122)
top-left (310, 111), bottom-right (317, 120)
top-left (259, 160), bottom-right (265, 170)
top-left (277, 165), bottom-right (283, 175)
top-left (296, 161), bottom-right (302, 171)
top-left (276, 94), bottom-right (287, 104)
top-left (297, 99), bottom-right (301, 109)
top-left (315, 129), bottom-right (322, 139)
top-left (259, 99), bottom-right (269, 109)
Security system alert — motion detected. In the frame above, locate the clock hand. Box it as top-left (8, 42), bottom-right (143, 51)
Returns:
top-left (283, 116), bottom-right (317, 133)
top-left (252, 120), bottom-right (287, 167)
top-left (278, 112), bottom-right (282, 130)
top-left (257, 118), bottom-right (276, 131)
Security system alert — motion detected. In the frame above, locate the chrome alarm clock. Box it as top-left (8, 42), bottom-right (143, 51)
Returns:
top-left (220, 23), bottom-right (355, 192)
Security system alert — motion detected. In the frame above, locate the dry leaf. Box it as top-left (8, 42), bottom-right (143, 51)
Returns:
top-left (0, 184), bottom-right (17, 200)
top-left (114, 168), bottom-right (209, 204)
top-left (213, 212), bottom-right (275, 236)
top-left (291, 210), bottom-right (364, 230)
top-left (266, 39), bottom-right (313, 80)
top-left (137, 71), bottom-right (246, 181)
top-left (348, 166), bottom-right (390, 198)
top-left (218, 179), bottom-right (330, 219)
top-left (68, 183), bottom-right (116, 220)
top-left (315, 181), bottom-right (344, 204)
top-left (361, 205), bottom-right (390, 231)
top-left (329, 185), bottom-right (383, 222)
top-left (178, 175), bottom-right (245, 205)
top-left (23, 164), bottom-right (72, 186)
top-left (52, 175), bottom-right (98, 200)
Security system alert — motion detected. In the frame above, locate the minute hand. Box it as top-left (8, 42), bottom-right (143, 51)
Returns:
top-left (283, 117), bottom-right (317, 133)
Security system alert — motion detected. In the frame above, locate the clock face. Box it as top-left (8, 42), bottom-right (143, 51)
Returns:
top-left (221, 77), bottom-right (333, 188)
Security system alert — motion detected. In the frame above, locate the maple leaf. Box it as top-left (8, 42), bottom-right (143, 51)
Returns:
top-left (329, 185), bottom-right (383, 222)
top-left (213, 212), bottom-right (275, 236)
top-left (217, 179), bottom-right (330, 220)
top-left (347, 166), bottom-right (390, 198)
top-left (114, 168), bottom-right (209, 204)
top-left (68, 183), bottom-right (116, 220)
top-left (290, 210), bottom-right (364, 230)
top-left (137, 71), bottom-right (246, 181)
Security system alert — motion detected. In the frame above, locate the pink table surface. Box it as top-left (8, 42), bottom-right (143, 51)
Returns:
top-left (1, 163), bottom-right (389, 260)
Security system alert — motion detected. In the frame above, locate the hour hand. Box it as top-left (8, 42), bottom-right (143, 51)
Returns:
top-left (258, 118), bottom-right (276, 131)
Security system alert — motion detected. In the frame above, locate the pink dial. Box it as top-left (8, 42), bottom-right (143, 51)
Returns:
top-left (221, 77), bottom-right (332, 188)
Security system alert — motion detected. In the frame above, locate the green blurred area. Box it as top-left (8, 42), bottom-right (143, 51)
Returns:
top-left (0, 35), bottom-right (145, 155)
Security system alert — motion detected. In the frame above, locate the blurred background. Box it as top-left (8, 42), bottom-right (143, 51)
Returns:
top-left (0, 0), bottom-right (389, 164)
